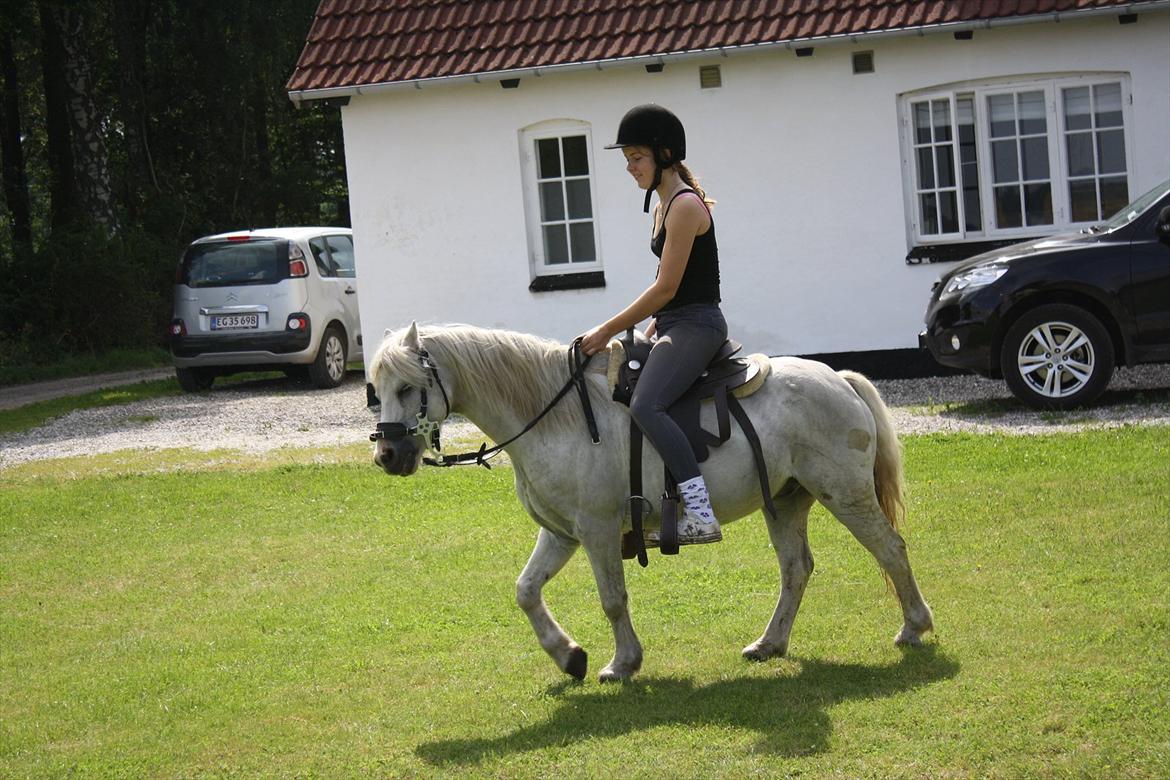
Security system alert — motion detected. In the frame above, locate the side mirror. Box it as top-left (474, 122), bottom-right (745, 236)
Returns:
top-left (1157, 205), bottom-right (1170, 247)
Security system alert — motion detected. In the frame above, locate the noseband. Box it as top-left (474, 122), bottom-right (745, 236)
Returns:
top-left (369, 348), bottom-right (449, 454)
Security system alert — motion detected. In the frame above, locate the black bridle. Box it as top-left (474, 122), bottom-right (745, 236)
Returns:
top-left (369, 339), bottom-right (599, 469)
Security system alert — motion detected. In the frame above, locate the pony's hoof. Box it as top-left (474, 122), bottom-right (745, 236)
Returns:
top-left (565, 646), bottom-right (588, 680)
top-left (894, 626), bottom-right (923, 647)
top-left (742, 639), bottom-right (786, 661)
top-left (598, 666), bottom-right (631, 683)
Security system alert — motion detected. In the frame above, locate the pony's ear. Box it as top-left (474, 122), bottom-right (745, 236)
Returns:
top-left (403, 321), bottom-right (421, 352)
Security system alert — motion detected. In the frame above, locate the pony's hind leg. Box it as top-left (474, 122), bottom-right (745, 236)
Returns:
top-left (743, 486), bottom-right (817, 661)
top-left (516, 528), bottom-right (588, 679)
top-left (821, 492), bottom-right (934, 646)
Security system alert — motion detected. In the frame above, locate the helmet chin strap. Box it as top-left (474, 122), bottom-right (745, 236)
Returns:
top-left (644, 165), bottom-right (662, 213)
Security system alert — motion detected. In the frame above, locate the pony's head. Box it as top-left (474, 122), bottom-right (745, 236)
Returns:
top-left (368, 322), bottom-right (455, 476)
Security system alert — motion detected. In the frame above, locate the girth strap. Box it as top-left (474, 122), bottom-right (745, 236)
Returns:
top-left (625, 420), bottom-right (649, 567)
top-left (727, 394), bottom-right (779, 523)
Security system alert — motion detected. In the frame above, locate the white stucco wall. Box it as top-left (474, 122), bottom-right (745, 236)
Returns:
top-left (341, 11), bottom-right (1170, 358)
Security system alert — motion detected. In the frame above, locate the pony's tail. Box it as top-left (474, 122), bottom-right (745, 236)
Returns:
top-left (838, 370), bottom-right (905, 532)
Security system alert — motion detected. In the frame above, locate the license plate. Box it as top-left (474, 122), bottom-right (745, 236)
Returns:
top-left (210, 314), bottom-right (259, 330)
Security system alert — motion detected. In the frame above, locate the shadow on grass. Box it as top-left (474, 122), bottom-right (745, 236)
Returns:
top-left (415, 646), bottom-right (959, 765)
top-left (935, 384), bottom-right (1170, 421)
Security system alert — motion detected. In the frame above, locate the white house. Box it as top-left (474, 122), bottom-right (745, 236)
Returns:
top-left (287, 0), bottom-right (1170, 363)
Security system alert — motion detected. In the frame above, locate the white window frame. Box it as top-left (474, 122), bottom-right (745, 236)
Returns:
top-left (519, 120), bottom-right (603, 277)
top-left (899, 74), bottom-right (1134, 246)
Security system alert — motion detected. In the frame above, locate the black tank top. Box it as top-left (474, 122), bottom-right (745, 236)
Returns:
top-left (651, 189), bottom-right (721, 312)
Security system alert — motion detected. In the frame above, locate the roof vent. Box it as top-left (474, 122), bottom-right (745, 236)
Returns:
top-left (699, 65), bottom-right (722, 89)
top-left (852, 51), bottom-right (874, 74)
top-left (795, 47), bottom-right (814, 58)
top-left (500, 78), bottom-right (520, 89)
top-left (954, 30), bottom-right (974, 40)
top-left (1118, 13), bottom-right (1137, 23)
top-left (645, 63), bottom-right (664, 73)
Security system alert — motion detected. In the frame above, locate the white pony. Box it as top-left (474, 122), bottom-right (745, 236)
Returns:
top-left (370, 323), bottom-right (933, 682)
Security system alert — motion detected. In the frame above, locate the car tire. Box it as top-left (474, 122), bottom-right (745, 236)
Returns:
top-left (1000, 304), bottom-right (1115, 410)
top-left (308, 326), bottom-right (347, 388)
top-left (175, 367), bottom-right (215, 392)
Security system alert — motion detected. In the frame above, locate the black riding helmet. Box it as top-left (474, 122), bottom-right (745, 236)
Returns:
top-left (605, 104), bottom-right (687, 212)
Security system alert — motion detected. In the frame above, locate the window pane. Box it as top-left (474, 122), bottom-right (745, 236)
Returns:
top-left (569, 222), bottom-right (596, 262)
top-left (1024, 183), bottom-right (1052, 226)
top-left (932, 100), bottom-right (952, 142)
top-left (1069, 179), bottom-right (1098, 222)
top-left (1094, 83), bottom-right (1123, 128)
top-left (935, 145), bottom-right (955, 188)
top-left (542, 224), bottom-right (569, 264)
top-left (539, 181), bottom-right (564, 221)
top-left (1021, 137), bottom-right (1049, 181)
top-left (1063, 87), bottom-right (1091, 131)
top-left (536, 138), bottom-right (561, 179)
top-left (992, 140), bottom-right (1018, 184)
top-left (919, 193), bottom-right (939, 234)
top-left (1018, 91), bottom-right (1047, 135)
top-left (995, 186), bottom-right (1022, 228)
top-left (325, 235), bottom-right (355, 277)
top-left (939, 190), bottom-right (959, 233)
top-left (561, 136), bottom-right (589, 176)
top-left (913, 102), bottom-right (932, 144)
top-left (1096, 129), bottom-right (1126, 174)
top-left (988, 94), bottom-right (1016, 138)
top-left (565, 179), bottom-right (593, 219)
top-left (916, 147), bottom-right (935, 189)
top-left (1100, 176), bottom-right (1128, 217)
top-left (963, 182), bottom-right (983, 232)
top-left (1067, 132), bottom-right (1095, 177)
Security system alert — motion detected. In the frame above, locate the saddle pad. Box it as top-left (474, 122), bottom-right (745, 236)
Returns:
top-left (606, 339), bottom-right (771, 400)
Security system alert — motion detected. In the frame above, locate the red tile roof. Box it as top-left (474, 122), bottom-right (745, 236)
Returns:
top-left (287, 0), bottom-right (1143, 96)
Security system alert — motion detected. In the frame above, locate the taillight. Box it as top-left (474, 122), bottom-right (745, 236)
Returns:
top-left (286, 313), bottom-right (309, 331)
top-left (289, 242), bottom-right (308, 277)
top-left (169, 319), bottom-right (187, 337)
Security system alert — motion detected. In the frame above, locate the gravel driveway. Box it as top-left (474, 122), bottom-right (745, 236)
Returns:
top-left (2, 364), bottom-right (1168, 469)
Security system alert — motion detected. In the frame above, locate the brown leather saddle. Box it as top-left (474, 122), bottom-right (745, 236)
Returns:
top-left (608, 330), bottom-right (776, 565)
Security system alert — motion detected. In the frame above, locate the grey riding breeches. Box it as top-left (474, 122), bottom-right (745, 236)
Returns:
top-left (628, 303), bottom-right (728, 483)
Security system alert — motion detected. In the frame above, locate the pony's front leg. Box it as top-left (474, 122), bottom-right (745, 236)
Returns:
top-left (579, 526), bottom-right (643, 682)
top-left (516, 528), bottom-right (588, 680)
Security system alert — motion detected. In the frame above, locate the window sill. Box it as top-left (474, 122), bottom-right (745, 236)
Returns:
top-left (905, 237), bottom-right (1044, 265)
top-left (529, 271), bottom-right (606, 292)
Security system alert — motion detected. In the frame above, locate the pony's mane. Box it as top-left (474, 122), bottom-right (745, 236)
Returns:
top-left (372, 324), bottom-right (593, 430)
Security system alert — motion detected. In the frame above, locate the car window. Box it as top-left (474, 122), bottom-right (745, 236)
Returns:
top-left (1101, 179), bottom-right (1170, 232)
top-left (325, 235), bottom-right (355, 278)
top-left (181, 239), bottom-right (286, 287)
top-left (308, 238), bottom-right (335, 277)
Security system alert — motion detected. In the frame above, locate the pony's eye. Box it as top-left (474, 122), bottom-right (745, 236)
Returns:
top-left (396, 385), bottom-right (413, 400)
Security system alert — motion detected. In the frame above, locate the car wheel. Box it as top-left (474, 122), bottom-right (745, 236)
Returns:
top-left (175, 367), bottom-right (215, 392)
top-left (1000, 304), bottom-right (1115, 410)
top-left (308, 326), bottom-right (347, 388)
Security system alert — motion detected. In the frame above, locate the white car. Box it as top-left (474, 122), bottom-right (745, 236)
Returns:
top-left (169, 227), bottom-right (362, 391)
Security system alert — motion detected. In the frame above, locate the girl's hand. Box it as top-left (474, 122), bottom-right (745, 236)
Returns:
top-left (579, 325), bottom-right (612, 356)
top-left (645, 319), bottom-right (657, 341)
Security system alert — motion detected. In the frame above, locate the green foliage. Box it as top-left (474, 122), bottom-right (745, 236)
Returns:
top-left (1, 428), bottom-right (1167, 776)
top-left (0, 0), bottom-right (344, 363)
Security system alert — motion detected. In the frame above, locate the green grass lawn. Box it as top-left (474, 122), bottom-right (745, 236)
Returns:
top-left (1, 428), bottom-right (1167, 777)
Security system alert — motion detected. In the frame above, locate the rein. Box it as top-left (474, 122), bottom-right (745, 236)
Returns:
top-left (370, 338), bottom-right (600, 469)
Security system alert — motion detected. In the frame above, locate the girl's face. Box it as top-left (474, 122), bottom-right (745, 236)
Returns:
top-left (622, 146), bottom-right (656, 190)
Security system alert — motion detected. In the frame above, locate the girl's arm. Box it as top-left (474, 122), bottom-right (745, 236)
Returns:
top-left (579, 194), bottom-right (709, 354)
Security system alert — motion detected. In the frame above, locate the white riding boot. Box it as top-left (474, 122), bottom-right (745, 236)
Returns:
top-left (646, 475), bottom-right (723, 546)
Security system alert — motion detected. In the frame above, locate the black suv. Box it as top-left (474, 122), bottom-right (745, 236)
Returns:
top-left (921, 179), bottom-right (1170, 409)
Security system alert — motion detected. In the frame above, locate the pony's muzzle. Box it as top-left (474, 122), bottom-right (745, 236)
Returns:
top-left (373, 436), bottom-right (423, 476)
